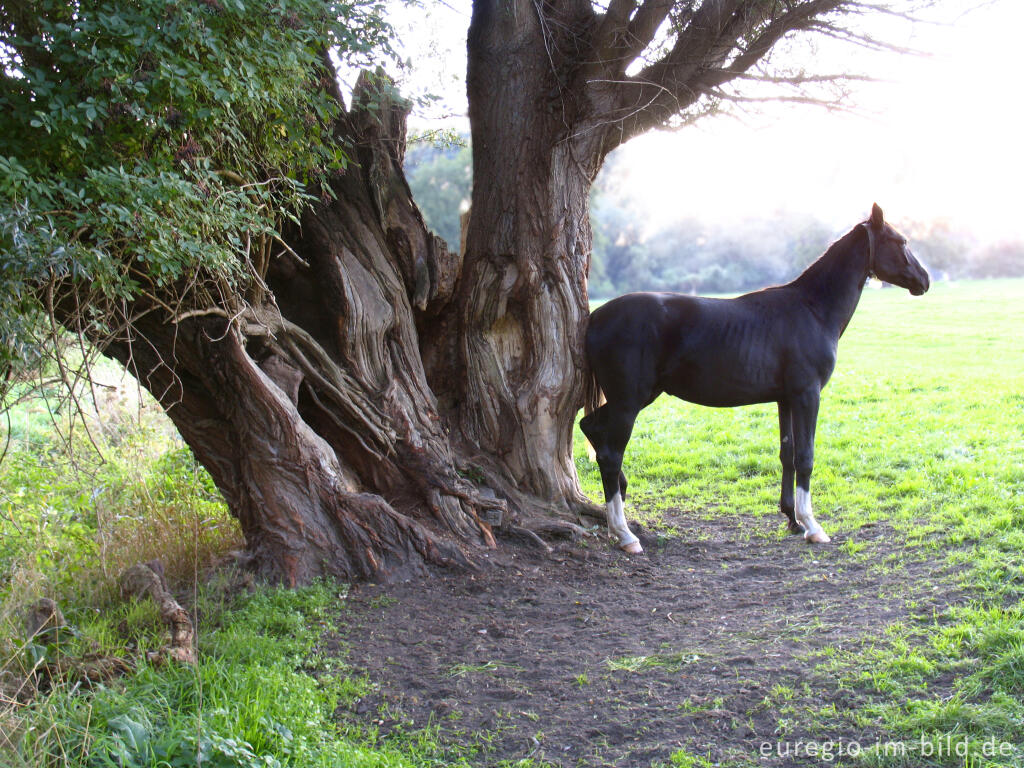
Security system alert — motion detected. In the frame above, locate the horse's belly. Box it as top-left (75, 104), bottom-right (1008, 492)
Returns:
top-left (664, 381), bottom-right (778, 408)
top-left (660, 357), bottom-right (781, 407)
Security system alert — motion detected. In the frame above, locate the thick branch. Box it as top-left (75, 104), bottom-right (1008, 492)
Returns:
top-left (591, 0), bottom-right (674, 76)
top-left (622, 0), bottom-right (676, 63)
top-left (698, 0), bottom-right (845, 91)
top-left (593, 0), bottom-right (639, 62)
top-left (589, 0), bottom-right (863, 149)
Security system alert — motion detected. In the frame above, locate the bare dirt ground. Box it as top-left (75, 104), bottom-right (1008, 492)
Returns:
top-left (328, 511), bottom-right (959, 767)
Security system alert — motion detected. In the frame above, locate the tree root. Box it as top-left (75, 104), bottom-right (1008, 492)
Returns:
top-left (517, 517), bottom-right (591, 540)
top-left (505, 525), bottom-right (553, 552)
top-left (574, 501), bottom-right (607, 523)
top-left (502, 516), bottom-right (594, 555)
top-left (18, 598), bottom-right (133, 695)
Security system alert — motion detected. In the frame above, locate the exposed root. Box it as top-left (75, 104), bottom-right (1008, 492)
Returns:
top-left (500, 515), bottom-right (595, 555)
top-left (505, 525), bottom-right (553, 553)
top-left (517, 517), bottom-right (590, 541)
top-left (574, 500), bottom-right (607, 523)
top-left (17, 598), bottom-right (133, 696)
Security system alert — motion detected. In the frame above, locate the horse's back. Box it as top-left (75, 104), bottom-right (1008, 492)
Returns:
top-left (588, 291), bottom-right (750, 357)
top-left (587, 289), bottom-right (805, 408)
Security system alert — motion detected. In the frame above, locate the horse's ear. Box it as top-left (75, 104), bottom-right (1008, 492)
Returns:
top-left (870, 203), bottom-right (884, 229)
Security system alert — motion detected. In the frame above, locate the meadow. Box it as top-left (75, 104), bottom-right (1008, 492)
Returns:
top-left (1, 278), bottom-right (1022, 767)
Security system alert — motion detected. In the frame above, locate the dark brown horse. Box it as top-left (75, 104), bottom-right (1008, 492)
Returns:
top-left (581, 205), bottom-right (930, 553)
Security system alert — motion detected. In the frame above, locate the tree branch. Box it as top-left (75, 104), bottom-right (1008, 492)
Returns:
top-left (622, 0), bottom-right (676, 62)
top-left (592, 0), bottom-right (639, 65)
top-left (694, 0), bottom-right (845, 93)
top-left (588, 0), bottom-right (677, 83)
top-left (586, 0), bottom-right (898, 150)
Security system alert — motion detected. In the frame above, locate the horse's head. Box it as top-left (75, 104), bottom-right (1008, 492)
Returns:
top-left (863, 203), bottom-right (930, 296)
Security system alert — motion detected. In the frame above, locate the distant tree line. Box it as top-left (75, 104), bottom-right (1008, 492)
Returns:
top-left (406, 141), bottom-right (1022, 298)
top-left (405, 140), bottom-right (472, 254)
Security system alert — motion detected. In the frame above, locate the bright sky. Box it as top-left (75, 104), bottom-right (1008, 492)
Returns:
top-left (389, 1), bottom-right (1023, 245)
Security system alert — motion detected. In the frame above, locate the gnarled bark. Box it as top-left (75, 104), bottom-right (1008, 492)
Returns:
top-left (88, 77), bottom-right (499, 584)
top-left (421, 1), bottom-right (609, 525)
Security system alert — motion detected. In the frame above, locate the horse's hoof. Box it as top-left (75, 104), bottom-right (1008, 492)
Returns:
top-left (805, 530), bottom-right (831, 544)
top-left (621, 541), bottom-right (644, 554)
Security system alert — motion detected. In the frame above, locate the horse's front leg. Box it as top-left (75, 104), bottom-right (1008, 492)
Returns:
top-left (791, 388), bottom-right (831, 543)
top-left (777, 401), bottom-right (802, 535)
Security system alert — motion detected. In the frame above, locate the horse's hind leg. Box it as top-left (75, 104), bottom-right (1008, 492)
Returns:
top-left (581, 406), bottom-right (631, 506)
top-left (591, 404), bottom-right (642, 554)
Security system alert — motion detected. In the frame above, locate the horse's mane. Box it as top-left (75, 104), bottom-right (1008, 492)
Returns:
top-left (792, 224), bottom-right (866, 291)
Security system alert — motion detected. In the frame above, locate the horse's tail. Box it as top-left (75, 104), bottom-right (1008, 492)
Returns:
top-left (581, 364), bottom-right (603, 463)
top-left (582, 364), bottom-right (604, 417)
top-left (581, 318), bottom-right (605, 416)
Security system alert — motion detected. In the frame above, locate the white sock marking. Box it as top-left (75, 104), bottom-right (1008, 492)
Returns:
top-left (795, 487), bottom-right (829, 542)
top-left (606, 492), bottom-right (640, 549)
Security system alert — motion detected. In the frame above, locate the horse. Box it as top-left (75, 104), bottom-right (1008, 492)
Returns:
top-left (580, 204), bottom-right (930, 554)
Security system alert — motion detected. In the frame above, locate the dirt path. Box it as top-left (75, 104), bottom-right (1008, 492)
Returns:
top-left (329, 511), bottom-right (956, 767)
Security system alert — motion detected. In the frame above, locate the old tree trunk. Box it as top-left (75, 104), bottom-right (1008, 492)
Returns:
top-left (423, 3), bottom-right (610, 524)
top-left (93, 79), bottom-right (520, 585)
top-left (74, 0), bottom-right (872, 583)
top-left (100, 8), bottom-right (631, 585)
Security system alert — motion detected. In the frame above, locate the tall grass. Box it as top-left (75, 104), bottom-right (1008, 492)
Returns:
top-left (0, 364), bottom-right (241, 765)
top-left (0, 365), bottom-right (239, 606)
top-left (3, 582), bottom-right (455, 768)
top-left (0, 364), bottom-right (467, 767)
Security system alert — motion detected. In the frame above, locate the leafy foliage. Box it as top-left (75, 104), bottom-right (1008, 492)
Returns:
top-left (0, 0), bottom-right (392, 374)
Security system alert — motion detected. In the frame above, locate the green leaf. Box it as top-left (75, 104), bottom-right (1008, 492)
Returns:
top-left (107, 713), bottom-right (151, 752)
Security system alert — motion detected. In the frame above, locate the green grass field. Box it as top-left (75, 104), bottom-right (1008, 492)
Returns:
top-left (2, 278), bottom-right (1023, 767)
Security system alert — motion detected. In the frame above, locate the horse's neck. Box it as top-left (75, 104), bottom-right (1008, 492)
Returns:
top-left (792, 227), bottom-right (870, 338)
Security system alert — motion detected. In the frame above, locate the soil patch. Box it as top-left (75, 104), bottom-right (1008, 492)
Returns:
top-left (329, 511), bottom-right (960, 766)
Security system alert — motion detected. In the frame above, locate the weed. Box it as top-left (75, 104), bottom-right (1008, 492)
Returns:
top-left (447, 660), bottom-right (516, 677)
top-left (605, 650), bottom-right (700, 672)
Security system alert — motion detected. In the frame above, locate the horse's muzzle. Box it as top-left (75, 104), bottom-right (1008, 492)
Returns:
top-left (908, 264), bottom-right (930, 296)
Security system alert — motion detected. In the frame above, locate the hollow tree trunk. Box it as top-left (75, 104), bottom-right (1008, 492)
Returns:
top-left (89, 77), bottom-right (497, 585)
top-left (423, 1), bottom-right (610, 523)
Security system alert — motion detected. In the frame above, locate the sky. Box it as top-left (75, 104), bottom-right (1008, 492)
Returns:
top-left (384, 1), bottom-right (1023, 246)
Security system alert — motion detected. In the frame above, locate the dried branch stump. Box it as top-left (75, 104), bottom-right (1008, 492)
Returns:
top-left (119, 561), bottom-right (197, 665)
